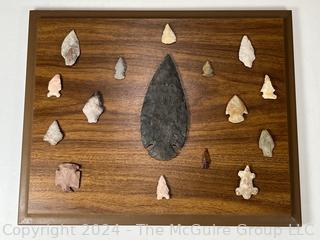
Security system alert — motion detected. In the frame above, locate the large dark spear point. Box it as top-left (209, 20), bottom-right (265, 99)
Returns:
top-left (140, 54), bottom-right (188, 160)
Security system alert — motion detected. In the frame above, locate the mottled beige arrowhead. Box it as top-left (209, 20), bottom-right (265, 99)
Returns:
top-left (61, 30), bottom-right (80, 66)
top-left (161, 24), bottom-right (176, 45)
top-left (114, 57), bottom-right (127, 80)
top-left (225, 95), bottom-right (248, 123)
top-left (259, 129), bottom-right (275, 157)
top-left (202, 60), bottom-right (214, 77)
top-left (82, 92), bottom-right (104, 123)
top-left (43, 120), bottom-right (64, 145)
top-left (235, 165), bottom-right (258, 200)
top-left (239, 35), bottom-right (255, 68)
top-left (261, 75), bottom-right (277, 99)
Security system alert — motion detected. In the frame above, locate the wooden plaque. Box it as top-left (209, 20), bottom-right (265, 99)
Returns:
top-left (19, 10), bottom-right (301, 226)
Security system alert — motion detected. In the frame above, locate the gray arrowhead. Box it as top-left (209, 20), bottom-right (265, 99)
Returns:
top-left (140, 54), bottom-right (188, 160)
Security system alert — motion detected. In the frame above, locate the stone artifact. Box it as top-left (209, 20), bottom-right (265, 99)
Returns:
top-left (114, 57), bottom-right (127, 80)
top-left (225, 95), bottom-right (248, 123)
top-left (157, 175), bottom-right (170, 200)
top-left (82, 91), bottom-right (104, 123)
top-left (47, 74), bottom-right (62, 98)
top-left (202, 60), bottom-right (214, 77)
top-left (235, 165), bottom-right (258, 200)
top-left (61, 30), bottom-right (80, 66)
top-left (202, 148), bottom-right (211, 169)
top-left (43, 120), bottom-right (63, 145)
top-left (260, 75), bottom-right (277, 99)
top-left (239, 35), bottom-right (255, 68)
top-left (259, 129), bottom-right (275, 157)
top-left (161, 23), bottom-right (176, 44)
top-left (140, 54), bottom-right (188, 160)
top-left (55, 163), bottom-right (81, 192)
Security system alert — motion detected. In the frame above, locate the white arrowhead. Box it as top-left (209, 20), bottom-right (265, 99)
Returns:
top-left (239, 35), bottom-right (255, 68)
top-left (156, 175), bottom-right (170, 200)
top-left (161, 24), bottom-right (176, 45)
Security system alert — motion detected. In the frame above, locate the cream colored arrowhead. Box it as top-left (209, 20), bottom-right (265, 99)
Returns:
top-left (47, 74), bottom-right (62, 98)
top-left (202, 60), bottom-right (214, 77)
top-left (82, 91), bottom-right (104, 123)
top-left (161, 24), bottom-right (176, 45)
top-left (156, 175), bottom-right (170, 200)
top-left (114, 57), bottom-right (127, 80)
top-left (260, 75), bottom-right (277, 99)
top-left (259, 129), bottom-right (275, 157)
top-left (235, 165), bottom-right (258, 200)
top-left (43, 120), bottom-right (64, 145)
top-left (239, 35), bottom-right (255, 68)
top-left (225, 95), bottom-right (248, 123)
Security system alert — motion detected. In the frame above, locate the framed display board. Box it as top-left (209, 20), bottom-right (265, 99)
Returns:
top-left (19, 10), bottom-right (301, 226)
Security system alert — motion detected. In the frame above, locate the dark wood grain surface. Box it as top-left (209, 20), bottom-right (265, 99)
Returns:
top-left (19, 11), bottom-right (300, 225)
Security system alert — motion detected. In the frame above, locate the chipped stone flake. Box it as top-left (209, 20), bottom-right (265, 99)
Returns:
top-left (43, 120), bottom-right (63, 145)
top-left (47, 74), bottom-right (62, 98)
top-left (235, 165), bottom-right (258, 200)
top-left (82, 91), bottom-right (104, 123)
top-left (161, 24), bottom-right (176, 44)
top-left (157, 175), bottom-right (170, 200)
top-left (239, 35), bottom-right (255, 68)
top-left (61, 30), bottom-right (80, 66)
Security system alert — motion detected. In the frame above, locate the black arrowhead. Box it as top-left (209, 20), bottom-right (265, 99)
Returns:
top-left (140, 54), bottom-right (188, 160)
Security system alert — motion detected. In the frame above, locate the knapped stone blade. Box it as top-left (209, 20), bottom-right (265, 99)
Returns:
top-left (140, 54), bottom-right (188, 160)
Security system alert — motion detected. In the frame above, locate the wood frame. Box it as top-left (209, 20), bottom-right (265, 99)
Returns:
top-left (19, 10), bottom-right (301, 226)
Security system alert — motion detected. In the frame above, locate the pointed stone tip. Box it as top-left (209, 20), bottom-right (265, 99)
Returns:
top-left (93, 90), bottom-right (102, 97)
top-left (93, 91), bottom-right (103, 102)
top-left (70, 29), bottom-right (77, 37)
top-left (158, 175), bottom-right (167, 184)
top-left (161, 54), bottom-right (175, 67)
top-left (164, 54), bottom-right (172, 61)
top-left (231, 95), bottom-right (239, 101)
